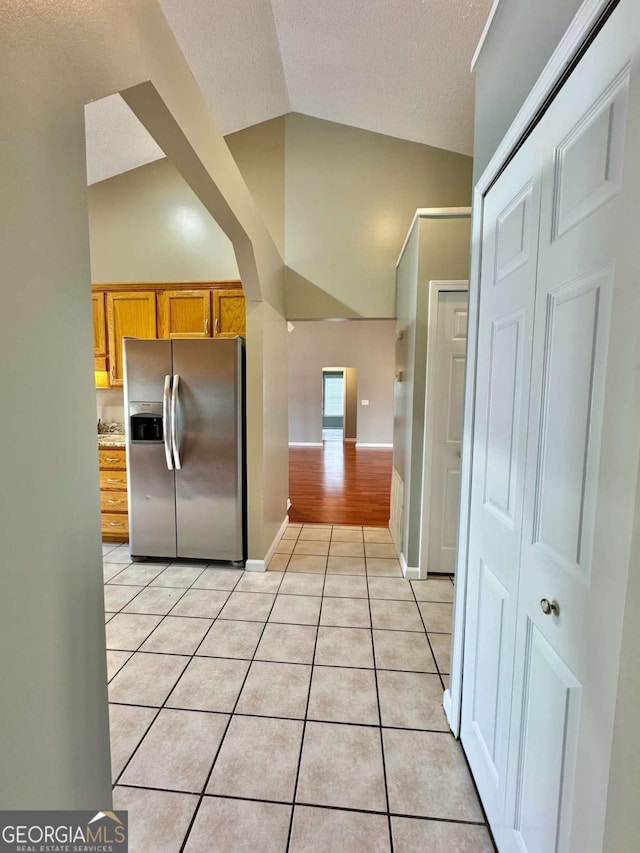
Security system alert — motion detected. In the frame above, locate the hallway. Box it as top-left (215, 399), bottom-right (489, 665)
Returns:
top-left (288, 443), bottom-right (392, 526)
top-left (104, 524), bottom-right (493, 851)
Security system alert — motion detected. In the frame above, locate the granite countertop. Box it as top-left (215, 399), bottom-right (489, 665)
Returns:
top-left (98, 433), bottom-right (125, 447)
top-left (98, 422), bottom-right (125, 447)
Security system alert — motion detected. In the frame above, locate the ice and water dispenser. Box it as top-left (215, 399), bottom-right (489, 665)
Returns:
top-left (129, 403), bottom-right (164, 442)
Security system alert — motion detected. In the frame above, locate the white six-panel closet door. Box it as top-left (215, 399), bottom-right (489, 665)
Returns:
top-left (504, 3), bottom-right (639, 850)
top-left (463, 0), bottom-right (640, 851)
top-left (460, 130), bottom-right (543, 847)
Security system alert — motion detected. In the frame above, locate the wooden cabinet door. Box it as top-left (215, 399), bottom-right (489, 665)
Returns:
top-left (157, 289), bottom-right (212, 338)
top-left (92, 292), bottom-right (107, 374)
top-left (106, 291), bottom-right (156, 387)
top-left (213, 289), bottom-right (245, 338)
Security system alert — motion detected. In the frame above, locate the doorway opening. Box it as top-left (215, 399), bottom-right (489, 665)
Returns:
top-left (322, 369), bottom-right (345, 441)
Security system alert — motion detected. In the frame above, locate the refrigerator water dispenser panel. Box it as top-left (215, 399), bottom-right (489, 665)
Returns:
top-left (130, 403), bottom-right (164, 442)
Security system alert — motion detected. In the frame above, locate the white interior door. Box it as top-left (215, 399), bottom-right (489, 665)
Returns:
top-left (427, 289), bottom-right (468, 574)
top-left (460, 135), bottom-right (542, 846)
top-left (462, 2), bottom-right (640, 851)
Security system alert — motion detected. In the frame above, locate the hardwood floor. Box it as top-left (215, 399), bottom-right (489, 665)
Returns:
top-left (288, 441), bottom-right (392, 526)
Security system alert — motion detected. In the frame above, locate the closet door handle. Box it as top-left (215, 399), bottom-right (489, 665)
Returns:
top-left (540, 598), bottom-right (560, 616)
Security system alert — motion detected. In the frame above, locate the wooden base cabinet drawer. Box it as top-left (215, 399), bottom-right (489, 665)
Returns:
top-left (100, 470), bottom-right (128, 491)
top-left (99, 448), bottom-right (127, 469)
top-left (101, 513), bottom-right (129, 538)
top-left (100, 490), bottom-right (128, 513)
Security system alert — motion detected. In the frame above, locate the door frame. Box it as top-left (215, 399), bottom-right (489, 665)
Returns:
top-left (418, 280), bottom-right (469, 580)
top-left (446, 0), bottom-right (616, 735)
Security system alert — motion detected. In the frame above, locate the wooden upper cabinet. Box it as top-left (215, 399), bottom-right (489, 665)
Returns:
top-left (157, 289), bottom-right (212, 339)
top-left (92, 292), bottom-right (107, 371)
top-left (213, 289), bottom-right (246, 338)
top-left (106, 291), bottom-right (157, 387)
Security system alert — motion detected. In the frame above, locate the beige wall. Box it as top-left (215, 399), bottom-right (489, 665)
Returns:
top-left (284, 113), bottom-right (473, 319)
top-left (288, 320), bottom-right (396, 445)
top-left (226, 117), bottom-right (285, 259)
top-left (0, 0), bottom-right (286, 809)
top-left (89, 157), bottom-right (238, 429)
top-left (89, 158), bottom-right (239, 281)
top-left (87, 149), bottom-right (288, 558)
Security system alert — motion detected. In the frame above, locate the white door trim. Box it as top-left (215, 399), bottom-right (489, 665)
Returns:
top-left (446, 0), bottom-right (618, 736)
top-left (418, 281), bottom-right (469, 580)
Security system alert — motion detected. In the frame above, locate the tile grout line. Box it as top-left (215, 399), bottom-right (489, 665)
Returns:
top-left (365, 560), bottom-right (395, 853)
top-left (114, 782), bottom-right (491, 828)
top-left (108, 700), bottom-right (453, 734)
top-left (283, 539), bottom-right (326, 852)
top-left (410, 577), bottom-right (448, 692)
top-left (104, 538), bottom-right (472, 847)
top-left (178, 571), bottom-right (287, 852)
top-left (110, 571), bottom-right (245, 790)
top-left (110, 606), bottom-right (219, 789)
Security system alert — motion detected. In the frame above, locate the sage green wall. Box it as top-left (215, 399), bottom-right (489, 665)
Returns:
top-left (88, 158), bottom-right (239, 281)
top-left (0, 0), bottom-right (287, 808)
top-left (473, 0), bottom-right (582, 180)
top-left (226, 117), bottom-right (285, 259)
top-left (394, 215), bottom-right (471, 569)
top-left (284, 114), bottom-right (473, 319)
top-left (393, 224), bottom-right (420, 479)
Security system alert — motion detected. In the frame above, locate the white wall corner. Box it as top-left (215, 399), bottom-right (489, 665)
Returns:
top-left (399, 551), bottom-right (420, 580)
top-left (246, 515), bottom-right (289, 572)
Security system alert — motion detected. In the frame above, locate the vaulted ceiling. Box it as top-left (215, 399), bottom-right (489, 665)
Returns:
top-left (85, 0), bottom-right (492, 185)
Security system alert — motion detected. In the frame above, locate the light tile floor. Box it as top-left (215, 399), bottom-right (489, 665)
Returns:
top-left (104, 525), bottom-right (495, 852)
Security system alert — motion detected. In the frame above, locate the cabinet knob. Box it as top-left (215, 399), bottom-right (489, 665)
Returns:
top-left (205, 318), bottom-right (209, 335)
top-left (214, 318), bottom-right (219, 334)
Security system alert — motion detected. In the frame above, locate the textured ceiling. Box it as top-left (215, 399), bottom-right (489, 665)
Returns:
top-left (85, 0), bottom-right (492, 185)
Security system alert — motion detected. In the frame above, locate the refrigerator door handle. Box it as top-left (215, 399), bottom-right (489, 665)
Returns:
top-left (171, 374), bottom-right (182, 470)
top-left (163, 374), bottom-right (174, 470)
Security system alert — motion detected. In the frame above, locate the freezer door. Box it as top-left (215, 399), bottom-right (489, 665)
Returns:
top-left (123, 338), bottom-right (177, 559)
top-left (172, 338), bottom-right (245, 561)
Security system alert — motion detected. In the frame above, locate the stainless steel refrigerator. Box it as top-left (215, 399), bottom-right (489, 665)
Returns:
top-left (123, 336), bottom-right (246, 563)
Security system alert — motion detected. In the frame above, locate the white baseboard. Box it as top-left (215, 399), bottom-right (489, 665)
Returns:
top-left (288, 442), bottom-right (322, 447)
top-left (443, 688), bottom-right (454, 732)
top-left (355, 442), bottom-right (393, 449)
top-left (245, 515), bottom-right (289, 573)
top-left (399, 551), bottom-right (420, 580)
top-left (344, 437), bottom-right (357, 443)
